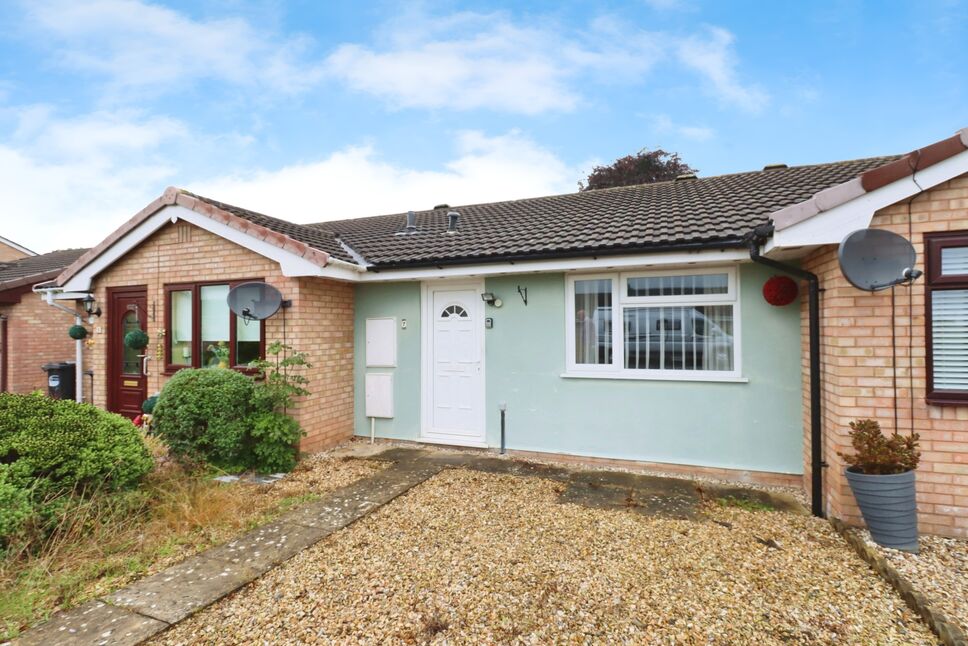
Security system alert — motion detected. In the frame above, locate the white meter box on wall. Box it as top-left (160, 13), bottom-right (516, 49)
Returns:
top-left (365, 317), bottom-right (396, 367)
top-left (365, 373), bottom-right (394, 418)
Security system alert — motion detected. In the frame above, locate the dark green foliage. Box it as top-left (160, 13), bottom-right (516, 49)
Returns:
top-left (67, 325), bottom-right (88, 340)
top-left (248, 412), bottom-right (302, 473)
top-left (123, 329), bottom-right (149, 350)
top-left (151, 369), bottom-right (255, 471)
top-left (0, 393), bottom-right (153, 543)
top-left (838, 419), bottom-right (920, 475)
top-left (141, 395), bottom-right (159, 414)
top-left (249, 341), bottom-right (311, 411)
top-left (152, 343), bottom-right (311, 474)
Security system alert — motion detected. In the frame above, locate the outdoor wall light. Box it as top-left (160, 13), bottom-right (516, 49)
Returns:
top-left (481, 292), bottom-right (503, 307)
top-left (82, 294), bottom-right (102, 318)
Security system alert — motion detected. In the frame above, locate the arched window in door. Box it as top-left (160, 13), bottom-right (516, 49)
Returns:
top-left (440, 304), bottom-right (469, 319)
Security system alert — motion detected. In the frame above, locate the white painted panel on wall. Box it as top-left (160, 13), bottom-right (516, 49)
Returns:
top-left (365, 317), bottom-right (396, 367)
top-left (365, 373), bottom-right (394, 418)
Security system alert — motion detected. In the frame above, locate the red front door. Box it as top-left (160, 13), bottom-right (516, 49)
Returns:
top-left (108, 287), bottom-right (148, 419)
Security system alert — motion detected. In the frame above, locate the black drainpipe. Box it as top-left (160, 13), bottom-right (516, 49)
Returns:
top-left (747, 225), bottom-right (825, 518)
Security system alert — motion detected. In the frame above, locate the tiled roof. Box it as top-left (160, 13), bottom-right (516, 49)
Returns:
top-left (0, 248), bottom-right (88, 291)
top-left (181, 192), bottom-right (356, 264)
top-left (306, 155), bottom-right (900, 268)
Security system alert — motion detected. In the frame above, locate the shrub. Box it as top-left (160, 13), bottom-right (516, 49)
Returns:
top-left (151, 369), bottom-right (255, 471)
top-left (0, 393), bottom-right (153, 543)
top-left (152, 343), bottom-right (311, 474)
top-left (249, 412), bottom-right (302, 473)
top-left (838, 419), bottom-right (920, 475)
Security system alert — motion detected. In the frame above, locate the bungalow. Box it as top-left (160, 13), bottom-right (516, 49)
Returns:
top-left (46, 127), bottom-right (968, 536)
top-left (0, 246), bottom-right (87, 394)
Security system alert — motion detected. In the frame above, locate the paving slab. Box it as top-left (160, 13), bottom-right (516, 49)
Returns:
top-left (284, 464), bottom-right (443, 530)
top-left (14, 600), bottom-right (167, 646)
top-left (201, 520), bottom-right (331, 571)
top-left (106, 555), bottom-right (263, 624)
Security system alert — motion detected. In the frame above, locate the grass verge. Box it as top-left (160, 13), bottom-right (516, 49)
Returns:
top-left (0, 453), bottom-right (382, 641)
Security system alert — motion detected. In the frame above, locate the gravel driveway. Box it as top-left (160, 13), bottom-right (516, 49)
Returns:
top-left (152, 468), bottom-right (935, 645)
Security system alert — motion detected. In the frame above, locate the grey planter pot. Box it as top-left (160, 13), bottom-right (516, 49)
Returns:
top-left (845, 468), bottom-right (919, 552)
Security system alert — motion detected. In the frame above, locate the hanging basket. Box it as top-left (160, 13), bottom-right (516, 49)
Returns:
top-left (68, 324), bottom-right (88, 340)
top-left (124, 329), bottom-right (150, 350)
top-left (762, 275), bottom-right (798, 306)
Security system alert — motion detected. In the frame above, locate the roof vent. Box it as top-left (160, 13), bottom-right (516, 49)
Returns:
top-left (405, 210), bottom-right (416, 231)
top-left (763, 163), bottom-right (788, 171)
top-left (675, 173), bottom-right (697, 182)
top-left (433, 203), bottom-right (450, 210)
top-left (447, 211), bottom-right (460, 232)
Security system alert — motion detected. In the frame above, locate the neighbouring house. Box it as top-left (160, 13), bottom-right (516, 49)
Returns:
top-left (0, 235), bottom-right (36, 262)
top-left (0, 247), bottom-right (88, 394)
top-left (46, 127), bottom-right (968, 537)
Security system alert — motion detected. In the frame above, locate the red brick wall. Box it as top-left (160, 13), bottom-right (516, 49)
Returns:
top-left (801, 174), bottom-right (968, 537)
top-left (88, 221), bottom-right (355, 452)
top-left (0, 292), bottom-right (79, 395)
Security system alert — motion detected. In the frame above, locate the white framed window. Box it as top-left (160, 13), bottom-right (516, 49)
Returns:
top-left (565, 266), bottom-right (743, 382)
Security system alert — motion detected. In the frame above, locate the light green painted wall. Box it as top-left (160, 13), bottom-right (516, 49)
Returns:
top-left (354, 264), bottom-right (804, 474)
top-left (353, 282), bottom-right (422, 440)
top-left (483, 264), bottom-right (803, 474)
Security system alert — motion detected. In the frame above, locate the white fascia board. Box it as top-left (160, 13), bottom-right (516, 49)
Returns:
top-left (358, 247), bottom-right (750, 282)
top-left (59, 205), bottom-right (333, 291)
top-left (772, 149), bottom-right (968, 249)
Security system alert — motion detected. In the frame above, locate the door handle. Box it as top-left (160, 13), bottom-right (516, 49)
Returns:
top-left (138, 354), bottom-right (150, 377)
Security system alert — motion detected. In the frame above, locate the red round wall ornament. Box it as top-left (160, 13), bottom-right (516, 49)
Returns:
top-left (762, 275), bottom-right (798, 306)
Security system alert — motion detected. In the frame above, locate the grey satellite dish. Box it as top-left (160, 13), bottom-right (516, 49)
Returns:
top-left (838, 229), bottom-right (922, 291)
top-left (227, 282), bottom-right (283, 321)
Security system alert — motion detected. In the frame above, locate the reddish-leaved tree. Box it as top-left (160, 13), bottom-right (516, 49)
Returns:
top-left (579, 149), bottom-right (696, 191)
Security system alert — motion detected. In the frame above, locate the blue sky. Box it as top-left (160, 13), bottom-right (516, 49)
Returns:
top-left (0, 0), bottom-right (964, 253)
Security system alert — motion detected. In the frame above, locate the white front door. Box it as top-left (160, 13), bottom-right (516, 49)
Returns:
top-left (422, 283), bottom-right (485, 445)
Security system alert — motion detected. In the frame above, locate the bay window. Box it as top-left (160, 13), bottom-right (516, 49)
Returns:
top-left (164, 280), bottom-right (264, 372)
top-left (926, 232), bottom-right (968, 404)
top-left (566, 267), bottom-right (741, 380)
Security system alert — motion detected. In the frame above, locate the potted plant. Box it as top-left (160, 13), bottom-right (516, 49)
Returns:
top-left (838, 419), bottom-right (920, 552)
top-left (206, 341), bottom-right (230, 369)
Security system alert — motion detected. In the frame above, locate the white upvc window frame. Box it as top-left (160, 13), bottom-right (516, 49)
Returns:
top-left (564, 265), bottom-right (745, 383)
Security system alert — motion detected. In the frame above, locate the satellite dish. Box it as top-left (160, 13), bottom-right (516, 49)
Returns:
top-left (838, 229), bottom-right (922, 292)
top-left (227, 282), bottom-right (283, 321)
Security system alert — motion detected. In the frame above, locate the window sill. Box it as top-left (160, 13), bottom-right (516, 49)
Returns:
top-left (925, 396), bottom-right (968, 407)
top-left (561, 371), bottom-right (749, 384)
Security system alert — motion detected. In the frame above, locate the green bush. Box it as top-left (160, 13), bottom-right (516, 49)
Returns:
top-left (249, 411), bottom-right (302, 473)
top-left (0, 393), bottom-right (153, 543)
top-left (151, 368), bottom-right (255, 471)
top-left (152, 344), bottom-right (310, 475)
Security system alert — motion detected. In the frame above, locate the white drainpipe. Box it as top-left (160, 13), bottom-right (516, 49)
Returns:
top-left (35, 287), bottom-right (87, 403)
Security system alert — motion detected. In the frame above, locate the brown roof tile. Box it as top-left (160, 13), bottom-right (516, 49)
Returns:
top-left (0, 248), bottom-right (88, 291)
top-left (310, 155), bottom-right (899, 268)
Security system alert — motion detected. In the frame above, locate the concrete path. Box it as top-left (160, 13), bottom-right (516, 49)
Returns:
top-left (16, 447), bottom-right (803, 645)
top-left (16, 457), bottom-right (443, 646)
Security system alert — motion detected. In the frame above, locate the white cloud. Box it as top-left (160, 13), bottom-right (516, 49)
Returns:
top-left (20, 2), bottom-right (768, 115)
top-left (0, 108), bottom-right (186, 252)
top-left (22, 0), bottom-right (323, 94)
top-left (324, 11), bottom-right (763, 115)
top-left (324, 12), bottom-right (662, 114)
top-left (194, 131), bottom-right (577, 224)
top-left (649, 114), bottom-right (715, 141)
top-left (676, 27), bottom-right (769, 113)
